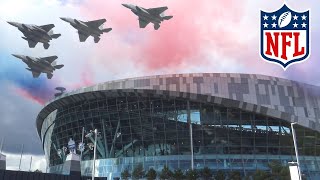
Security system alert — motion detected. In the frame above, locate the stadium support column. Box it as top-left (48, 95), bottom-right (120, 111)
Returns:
top-left (0, 153), bottom-right (6, 170)
top-left (102, 119), bottom-right (109, 158)
top-left (187, 100), bottom-right (194, 170)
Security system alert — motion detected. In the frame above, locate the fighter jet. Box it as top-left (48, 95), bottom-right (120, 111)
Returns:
top-left (122, 4), bottom-right (173, 30)
top-left (7, 21), bottom-right (61, 49)
top-left (60, 17), bottom-right (112, 43)
top-left (11, 54), bottom-right (64, 79)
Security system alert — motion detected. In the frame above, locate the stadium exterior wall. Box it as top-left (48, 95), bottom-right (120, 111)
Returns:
top-left (36, 73), bottom-right (320, 179)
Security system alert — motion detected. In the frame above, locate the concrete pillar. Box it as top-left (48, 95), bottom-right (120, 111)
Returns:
top-left (62, 153), bottom-right (81, 178)
top-left (0, 153), bottom-right (6, 170)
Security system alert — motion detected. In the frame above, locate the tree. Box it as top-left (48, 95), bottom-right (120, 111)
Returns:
top-left (214, 170), bottom-right (226, 180)
top-left (34, 169), bottom-right (42, 173)
top-left (185, 169), bottom-right (198, 180)
top-left (229, 171), bottom-right (241, 180)
top-left (268, 160), bottom-right (290, 180)
top-left (252, 170), bottom-right (269, 180)
top-left (173, 169), bottom-right (185, 180)
top-left (132, 163), bottom-right (145, 180)
top-left (200, 167), bottom-right (213, 180)
top-left (159, 165), bottom-right (173, 180)
top-left (121, 168), bottom-right (131, 180)
top-left (146, 168), bottom-right (157, 180)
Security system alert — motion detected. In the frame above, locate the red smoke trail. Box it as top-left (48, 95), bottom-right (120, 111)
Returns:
top-left (14, 87), bottom-right (46, 105)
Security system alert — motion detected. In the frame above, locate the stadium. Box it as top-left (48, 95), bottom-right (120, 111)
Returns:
top-left (36, 73), bottom-right (320, 179)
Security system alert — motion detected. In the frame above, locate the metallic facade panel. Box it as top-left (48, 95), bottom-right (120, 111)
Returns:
top-left (37, 73), bottom-right (320, 135)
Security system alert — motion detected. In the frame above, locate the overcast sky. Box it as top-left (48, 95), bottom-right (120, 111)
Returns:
top-left (0, 0), bottom-right (319, 171)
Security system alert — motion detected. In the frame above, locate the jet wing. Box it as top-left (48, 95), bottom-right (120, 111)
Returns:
top-left (139, 18), bottom-right (150, 28)
top-left (85, 19), bottom-right (106, 28)
top-left (78, 31), bottom-right (90, 42)
top-left (147, 7), bottom-right (168, 15)
top-left (32, 71), bottom-right (41, 78)
top-left (39, 24), bottom-right (55, 32)
top-left (41, 56), bottom-right (58, 64)
top-left (27, 40), bottom-right (38, 48)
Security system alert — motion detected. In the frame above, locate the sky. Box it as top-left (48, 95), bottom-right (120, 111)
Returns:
top-left (0, 0), bottom-right (319, 172)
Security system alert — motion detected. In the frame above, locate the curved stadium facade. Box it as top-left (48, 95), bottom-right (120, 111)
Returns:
top-left (37, 73), bottom-right (320, 179)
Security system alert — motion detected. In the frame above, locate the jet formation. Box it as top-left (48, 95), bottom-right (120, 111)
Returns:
top-left (122, 4), bottom-right (173, 30)
top-left (60, 18), bottom-right (112, 43)
top-left (8, 4), bottom-right (173, 81)
top-left (11, 54), bottom-right (64, 79)
top-left (7, 21), bottom-right (61, 49)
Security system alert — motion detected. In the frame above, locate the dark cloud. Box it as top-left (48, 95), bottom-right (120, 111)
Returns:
top-left (0, 82), bottom-right (44, 155)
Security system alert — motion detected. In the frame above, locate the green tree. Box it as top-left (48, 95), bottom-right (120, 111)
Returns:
top-left (173, 169), bottom-right (185, 180)
top-left (34, 169), bottom-right (42, 173)
top-left (159, 165), bottom-right (173, 180)
top-left (252, 170), bottom-right (270, 180)
top-left (214, 170), bottom-right (226, 180)
top-left (146, 168), bottom-right (157, 180)
top-left (121, 168), bottom-right (130, 180)
top-left (132, 163), bottom-right (145, 180)
top-left (185, 169), bottom-right (198, 180)
top-left (268, 160), bottom-right (290, 180)
top-left (200, 167), bottom-right (213, 180)
top-left (229, 171), bottom-right (241, 180)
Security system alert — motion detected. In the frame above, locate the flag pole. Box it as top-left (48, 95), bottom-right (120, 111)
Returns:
top-left (29, 156), bottom-right (33, 171)
top-left (19, 144), bottom-right (24, 171)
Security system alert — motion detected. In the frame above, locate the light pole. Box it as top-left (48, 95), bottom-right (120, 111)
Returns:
top-left (80, 127), bottom-right (85, 160)
top-left (187, 101), bottom-right (194, 170)
top-left (85, 129), bottom-right (98, 180)
top-left (291, 122), bottom-right (302, 180)
top-left (93, 129), bottom-right (98, 180)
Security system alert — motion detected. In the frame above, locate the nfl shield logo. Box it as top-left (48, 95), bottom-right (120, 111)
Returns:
top-left (260, 4), bottom-right (310, 69)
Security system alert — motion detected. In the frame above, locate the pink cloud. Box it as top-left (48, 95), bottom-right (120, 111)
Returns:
top-left (78, 0), bottom-right (310, 81)
top-left (67, 62), bottom-right (95, 89)
top-left (79, 0), bottom-right (254, 72)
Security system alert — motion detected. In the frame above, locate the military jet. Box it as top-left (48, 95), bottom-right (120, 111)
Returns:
top-left (60, 17), bottom-right (112, 43)
top-left (122, 4), bottom-right (173, 30)
top-left (11, 54), bottom-right (64, 79)
top-left (7, 21), bottom-right (61, 49)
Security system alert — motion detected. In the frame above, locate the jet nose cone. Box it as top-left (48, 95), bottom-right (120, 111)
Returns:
top-left (12, 54), bottom-right (22, 59)
top-left (7, 21), bottom-right (18, 27)
top-left (122, 4), bottom-right (130, 8)
top-left (60, 17), bottom-right (69, 22)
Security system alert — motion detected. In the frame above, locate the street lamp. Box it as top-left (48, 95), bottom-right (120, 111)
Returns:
top-left (86, 129), bottom-right (98, 180)
top-left (291, 122), bottom-right (302, 180)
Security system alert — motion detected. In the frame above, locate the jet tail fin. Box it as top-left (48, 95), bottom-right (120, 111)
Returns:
top-left (163, 16), bottom-right (173, 20)
top-left (54, 64), bottom-right (64, 69)
top-left (102, 28), bottom-right (112, 33)
top-left (154, 23), bottom-right (160, 30)
top-left (47, 73), bottom-right (53, 79)
top-left (51, 34), bottom-right (61, 39)
top-left (43, 43), bottom-right (50, 49)
top-left (94, 37), bottom-right (101, 43)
